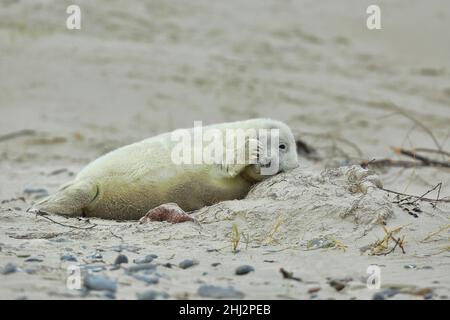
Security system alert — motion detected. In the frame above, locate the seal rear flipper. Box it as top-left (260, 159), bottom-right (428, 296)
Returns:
top-left (28, 180), bottom-right (99, 217)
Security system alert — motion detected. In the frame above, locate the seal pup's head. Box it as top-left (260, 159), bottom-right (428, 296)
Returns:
top-left (239, 118), bottom-right (299, 182)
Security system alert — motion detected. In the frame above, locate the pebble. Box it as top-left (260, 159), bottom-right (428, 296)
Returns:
top-left (87, 252), bottom-right (103, 260)
top-left (133, 274), bottom-right (159, 285)
top-left (60, 253), bottom-right (77, 262)
top-left (307, 287), bottom-right (321, 294)
top-left (137, 290), bottom-right (169, 300)
top-left (133, 255), bottom-right (154, 264)
top-left (126, 263), bottom-right (157, 274)
top-left (235, 265), bottom-right (254, 275)
top-left (372, 288), bottom-right (399, 300)
top-left (2, 263), bottom-right (18, 275)
top-left (102, 291), bottom-right (116, 300)
top-left (211, 262), bottom-right (221, 267)
top-left (114, 254), bottom-right (128, 265)
top-left (424, 293), bottom-right (433, 300)
top-left (23, 188), bottom-right (49, 199)
top-left (81, 265), bottom-right (107, 273)
top-left (24, 257), bottom-right (43, 263)
top-left (404, 264), bottom-right (417, 269)
top-left (329, 280), bottom-right (346, 291)
top-left (179, 259), bottom-right (199, 269)
top-left (84, 275), bottom-right (117, 292)
top-left (197, 285), bottom-right (244, 299)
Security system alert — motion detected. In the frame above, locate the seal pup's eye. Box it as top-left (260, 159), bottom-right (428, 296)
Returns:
top-left (279, 143), bottom-right (287, 150)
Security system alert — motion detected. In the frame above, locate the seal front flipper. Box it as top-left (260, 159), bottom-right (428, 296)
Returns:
top-left (220, 138), bottom-right (260, 177)
top-left (28, 180), bottom-right (98, 217)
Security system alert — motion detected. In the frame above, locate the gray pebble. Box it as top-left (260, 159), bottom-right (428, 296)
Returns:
top-left (126, 263), bottom-right (157, 274)
top-left (133, 255), bottom-right (154, 264)
top-left (211, 262), bottom-right (221, 267)
top-left (24, 257), bottom-right (43, 263)
top-left (87, 252), bottom-right (103, 260)
top-left (60, 253), bottom-right (77, 262)
top-left (84, 275), bottom-right (117, 292)
top-left (197, 285), bottom-right (244, 299)
top-left (179, 259), bottom-right (199, 269)
top-left (235, 265), bottom-right (254, 275)
top-left (133, 274), bottom-right (159, 285)
top-left (372, 288), bottom-right (399, 300)
top-left (23, 188), bottom-right (49, 199)
top-left (137, 290), bottom-right (169, 300)
top-left (80, 265), bottom-right (107, 273)
top-left (2, 263), bottom-right (18, 275)
top-left (404, 264), bottom-right (417, 269)
top-left (114, 254), bottom-right (128, 265)
top-left (424, 293), bottom-right (433, 300)
top-left (103, 291), bottom-right (116, 300)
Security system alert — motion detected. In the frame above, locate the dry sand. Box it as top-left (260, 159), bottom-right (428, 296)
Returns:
top-left (0, 0), bottom-right (449, 300)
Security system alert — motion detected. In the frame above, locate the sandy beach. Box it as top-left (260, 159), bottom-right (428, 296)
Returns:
top-left (0, 0), bottom-right (449, 300)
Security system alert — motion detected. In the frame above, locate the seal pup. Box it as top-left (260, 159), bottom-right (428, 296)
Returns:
top-left (30, 119), bottom-right (299, 220)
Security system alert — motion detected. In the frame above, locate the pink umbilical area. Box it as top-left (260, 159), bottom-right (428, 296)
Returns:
top-left (139, 203), bottom-right (194, 224)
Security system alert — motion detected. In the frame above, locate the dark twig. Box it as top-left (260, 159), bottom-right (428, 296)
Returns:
top-left (110, 230), bottom-right (124, 241)
top-left (409, 183), bottom-right (442, 205)
top-left (34, 211), bottom-right (97, 230)
top-left (0, 129), bottom-right (36, 143)
top-left (380, 187), bottom-right (450, 203)
top-left (279, 268), bottom-right (302, 282)
top-left (392, 147), bottom-right (450, 168)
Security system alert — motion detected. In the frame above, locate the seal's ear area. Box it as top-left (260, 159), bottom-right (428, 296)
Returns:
top-left (28, 180), bottom-right (98, 217)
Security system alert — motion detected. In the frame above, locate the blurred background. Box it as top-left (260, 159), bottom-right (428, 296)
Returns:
top-left (0, 0), bottom-right (449, 196)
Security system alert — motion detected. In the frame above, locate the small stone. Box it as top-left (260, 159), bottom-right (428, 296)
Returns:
top-left (372, 288), bottom-right (399, 300)
top-left (2, 263), bottom-right (18, 275)
top-left (404, 264), bottom-right (417, 269)
top-left (23, 188), bottom-right (49, 199)
top-left (103, 291), bottom-right (116, 300)
top-left (235, 265), bottom-right (254, 275)
top-left (162, 263), bottom-right (173, 268)
top-left (114, 254), bottom-right (128, 265)
top-left (84, 275), bottom-right (117, 292)
top-left (87, 252), bottom-right (103, 260)
top-left (424, 293), bottom-right (433, 300)
top-left (60, 253), bottom-right (77, 262)
top-left (307, 287), bottom-right (321, 294)
top-left (126, 263), bottom-right (157, 274)
top-left (137, 290), bottom-right (169, 300)
top-left (133, 255), bottom-right (154, 264)
top-left (421, 266), bottom-right (433, 270)
top-left (24, 257), bottom-right (43, 263)
top-left (329, 280), bottom-right (346, 291)
top-left (197, 285), bottom-right (244, 299)
top-left (133, 274), bottom-right (159, 285)
top-left (179, 259), bottom-right (199, 269)
top-left (211, 262), bottom-right (221, 267)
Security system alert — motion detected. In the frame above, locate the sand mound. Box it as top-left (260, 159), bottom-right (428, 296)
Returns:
top-left (191, 165), bottom-right (393, 246)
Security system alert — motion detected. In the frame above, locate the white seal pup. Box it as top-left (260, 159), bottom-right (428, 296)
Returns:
top-left (30, 119), bottom-right (299, 220)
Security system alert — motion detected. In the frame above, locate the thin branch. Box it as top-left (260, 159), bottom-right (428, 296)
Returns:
top-left (0, 129), bottom-right (36, 143)
top-left (380, 187), bottom-right (450, 203)
top-left (34, 211), bottom-right (97, 230)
